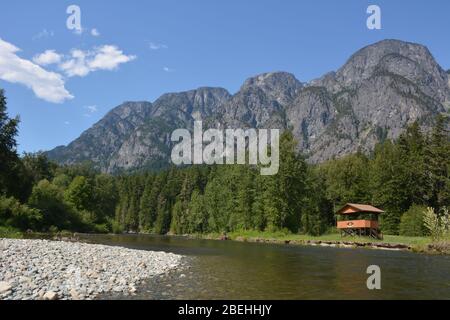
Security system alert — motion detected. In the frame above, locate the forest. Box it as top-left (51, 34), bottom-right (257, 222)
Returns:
top-left (1, 88), bottom-right (449, 237)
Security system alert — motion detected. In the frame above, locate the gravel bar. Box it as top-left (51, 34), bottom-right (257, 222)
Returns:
top-left (0, 238), bottom-right (183, 300)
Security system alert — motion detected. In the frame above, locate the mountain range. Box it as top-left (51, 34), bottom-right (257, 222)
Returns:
top-left (46, 39), bottom-right (450, 173)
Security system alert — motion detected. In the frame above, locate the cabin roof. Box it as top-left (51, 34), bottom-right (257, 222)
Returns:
top-left (336, 203), bottom-right (384, 215)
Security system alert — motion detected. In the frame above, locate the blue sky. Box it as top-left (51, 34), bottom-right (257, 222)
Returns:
top-left (1, 0), bottom-right (450, 153)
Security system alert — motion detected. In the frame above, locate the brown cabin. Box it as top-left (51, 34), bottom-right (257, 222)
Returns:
top-left (336, 203), bottom-right (384, 240)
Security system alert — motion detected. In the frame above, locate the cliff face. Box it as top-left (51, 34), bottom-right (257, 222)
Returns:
top-left (47, 40), bottom-right (450, 172)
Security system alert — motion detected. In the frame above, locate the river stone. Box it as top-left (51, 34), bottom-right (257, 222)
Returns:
top-left (0, 281), bottom-right (12, 294)
top-left (0, 238), bottom-right (183, 300)
top-left (43, 291), bottom-right (58, 300)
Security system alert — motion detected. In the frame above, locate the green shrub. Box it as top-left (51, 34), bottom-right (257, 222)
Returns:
top-left (424, 207), bottom-right (450, 241)
top-left (0, 195), bottom-right (42, 231)
top-left (399, 205), bottom-right (428, 237)
top-left (0, 225), bottom-right (23, 238)
top-left (28, 179), bottom-right (80, 231)
top-left (48, 225), bottom-right (59, 234)
top-left (94, 223), bottom-right (110, 234)
top-left (111, 219), bottom-right (124, 234)
top-left (52, 174), bottom-right (72, 189)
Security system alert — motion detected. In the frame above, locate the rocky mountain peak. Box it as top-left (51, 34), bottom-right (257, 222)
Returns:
top-left (336, 40), bottom-right (448, 96)
top-left (337, 40), bottom-right (433, 81)
top-left (46, 40), bottom-right (450, 173)
top-left (242, 72), bottom-right (301, 89)
top-left (108, 101), bottom-right (153, 120)
top-left (234, 72), bottom-right (303, 112)
top-left (152, 87), bottom-right (230, 119)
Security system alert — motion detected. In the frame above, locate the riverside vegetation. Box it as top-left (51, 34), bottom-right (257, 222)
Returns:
top-left (0, 89), bottom-right (449, 252)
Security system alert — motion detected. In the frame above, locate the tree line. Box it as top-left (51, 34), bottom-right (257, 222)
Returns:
top-left (1, 89), bottom-right (449, 236)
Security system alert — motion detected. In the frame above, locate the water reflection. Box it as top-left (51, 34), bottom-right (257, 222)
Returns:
top-left (79, 234), bottom-right (450, 300)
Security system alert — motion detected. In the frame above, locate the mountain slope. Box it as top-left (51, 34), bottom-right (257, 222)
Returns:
top-left (46, 39), bottom-right (450, 172)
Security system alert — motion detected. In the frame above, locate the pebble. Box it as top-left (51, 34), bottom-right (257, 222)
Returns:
top-left (0, 282), bottom-right (12, 294)
top-left (0, 239), bottom-right (183, 300)
top-left (43, 291), bottom-right (58, 300)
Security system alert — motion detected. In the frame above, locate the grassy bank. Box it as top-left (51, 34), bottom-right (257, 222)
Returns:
top-left (195, 230), bottom-right (449, 254)
top-left (0, 226), bottom-right (23, 239)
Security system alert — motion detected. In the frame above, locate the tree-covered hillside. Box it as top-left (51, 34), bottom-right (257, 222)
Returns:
top-left (1, 89), bottom-right (449, 237)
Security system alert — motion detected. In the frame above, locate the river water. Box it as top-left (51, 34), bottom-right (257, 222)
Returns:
top-left (78, 234), bottom-right (450, 300)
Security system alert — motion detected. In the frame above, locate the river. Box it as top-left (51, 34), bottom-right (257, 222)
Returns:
top-left (77, 234), bottom-right (450, 300)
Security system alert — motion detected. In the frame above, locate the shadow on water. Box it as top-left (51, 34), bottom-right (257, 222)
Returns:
top-left (79, 234), bottom-right (450, 300)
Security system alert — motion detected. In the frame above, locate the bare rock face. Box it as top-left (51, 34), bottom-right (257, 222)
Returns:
top-left (46, 101), bottom-right (153, 170)
top-left (46, 40), bottom-right (450, 172)
top-left (302, 39), bottom-right (449, 161)
top-left (217, 72), bottom-right (302, 129)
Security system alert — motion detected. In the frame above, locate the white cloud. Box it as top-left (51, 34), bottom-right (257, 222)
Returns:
top-left (59, 49), bottom-right (90, 77)
top-left (60, 45), bottom-right (136, 77)
top-left (91, 28), bottom-right (100, 37)
top-left (149, 42), bottom-right (168, 50)
top-left (33, 29), bottom-right (54, 41)
top-left (64, 121), bottom-right (70, 125)
top-left (85, 105), bottom-right (98, 113)
top-left (0, 38), bottom-right (73, 103)
top-left (33, 50), bottom-right (63, 66)
top-left (83, 105), bottom-right (98, 117)
top-left (89, 46), bottom-right (136, 70)
top-left (163, 66), bottom-right (175, 73)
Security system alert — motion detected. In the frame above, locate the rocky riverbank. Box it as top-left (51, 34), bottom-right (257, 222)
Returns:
top-left (236, 238), bottom-right (410, 250)
top-left (0, 239), bottom-right (183, 300)
top-left (192, 233), bottom-right (450, 254)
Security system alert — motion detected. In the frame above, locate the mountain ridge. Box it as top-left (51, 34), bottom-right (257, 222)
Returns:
top-left (46, 39), bottom-right (450, 172)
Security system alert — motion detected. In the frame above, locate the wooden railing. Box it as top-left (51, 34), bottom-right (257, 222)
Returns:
top-left (337, 220), bottom-right (379, 229)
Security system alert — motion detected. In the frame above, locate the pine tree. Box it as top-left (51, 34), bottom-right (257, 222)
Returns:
top-left (187, 189), bottom-right (207, 233)
top-left (235, 167), bottom-right (255, 230)
top-left (397, 122), bottom-right (429, 206)
top-left (426, 115), bottom-right (450, 210)
top-left (320, 152), bottom-right (371, 208)
top-left (154, 193), bottom-right (171, 234)
top-left (302, 168), bottom-right (333, 235)
top-left (370, 141), bottom-right (409, 234)
top-left (0, 89), bottom-right (22, 198)
top-left (251, 174), bottom-right (268, 231)
top-left (261, 131), bottom-right (308, 233)
top-left (139, 175), bottom-right (154, 231)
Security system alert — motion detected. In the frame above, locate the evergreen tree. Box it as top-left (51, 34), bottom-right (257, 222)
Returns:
top-left (203, 167), bottom-right (236, 233)
top-left (426, 115), bottom-right (450, 210)
top-left (22, 152), bottom-right (57, 185)
top-left (320, 152), bottom-right (371, 209)
top-left (139, 175), bottom-right (154, 231)
top-left (251, 174), bottom-right (268, 231)
top-left (187, 189), bottom-right (207, 233)
top-left (397, 122), bottom-right (429, 206)
top-left (0, 89), bottom-right (22, 199)
top-left (154, 193), bottom-right (171, 234)
top-left (302, 168), bottom-right (334, 235)
top-left (234, 167), bottom-right (255, 230)
top-left (370, 141), bottom-right (408, 234)
top-left (92, 174), bottom-right (118, 223)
